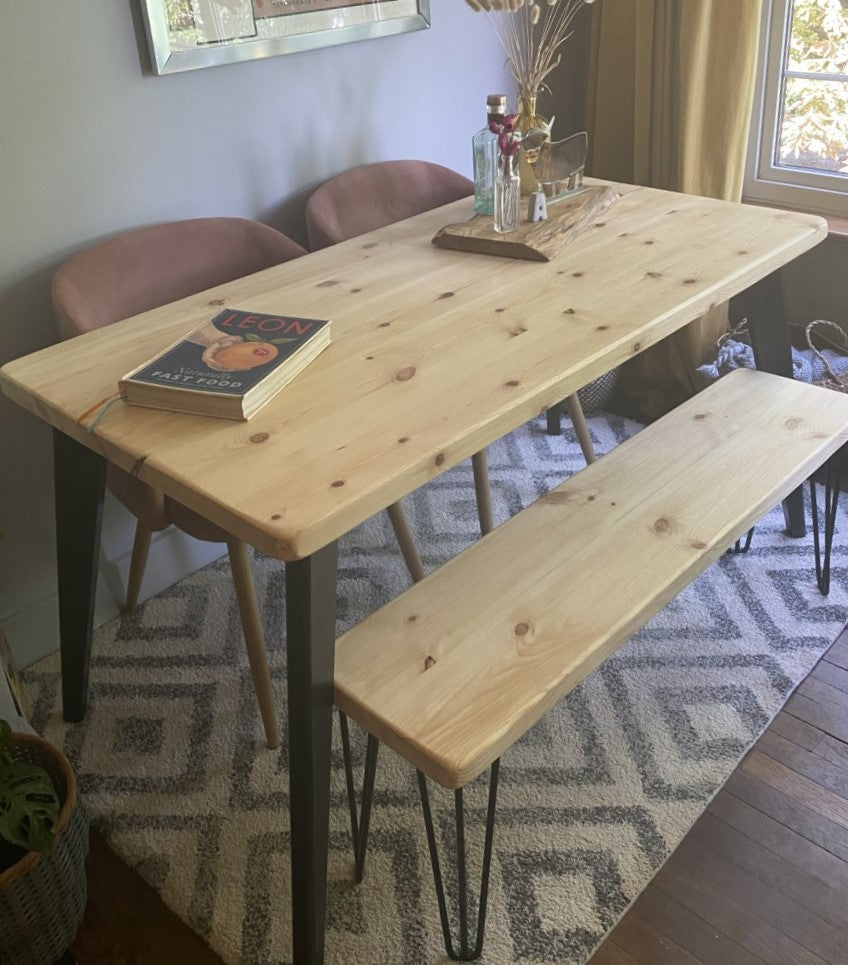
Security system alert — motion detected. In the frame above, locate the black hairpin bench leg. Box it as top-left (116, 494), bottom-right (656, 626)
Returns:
top-left (339, 710), bottom-right (380, 883)
top-left (417, 762), bottom-right (500, 962)
top-left (811, 457), bottom-right (842, 596)
top-left (729, 528), bottom-right (755, 554)
top-left (340, 711), bottom-right (500, 961)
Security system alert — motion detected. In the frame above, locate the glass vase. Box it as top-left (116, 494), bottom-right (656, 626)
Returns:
top-left (515, 93), bottom-right (549, 195)
top-left (494, 154), bottom-right (521, 234)
top-left (472, 125), bottom-right (498, 216)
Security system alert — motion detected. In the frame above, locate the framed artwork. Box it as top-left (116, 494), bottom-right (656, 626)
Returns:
top-left (141, 0), bottom-right (431, 74)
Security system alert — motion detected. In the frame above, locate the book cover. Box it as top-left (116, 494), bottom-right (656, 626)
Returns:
top-left (125, 308), bottom-right (330, 397)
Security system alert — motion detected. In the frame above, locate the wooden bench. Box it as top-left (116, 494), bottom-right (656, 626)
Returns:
top-left (334, 368), bottom-right (848, 961)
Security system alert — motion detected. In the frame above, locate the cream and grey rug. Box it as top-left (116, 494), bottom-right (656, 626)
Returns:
top-left (23, 412), bottom-right (848, 965)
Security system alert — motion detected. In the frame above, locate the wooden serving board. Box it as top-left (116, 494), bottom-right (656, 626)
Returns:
top-left (432, 185), bottom-right (620, 262)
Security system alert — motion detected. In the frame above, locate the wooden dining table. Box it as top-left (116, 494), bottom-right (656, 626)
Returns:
top-left (0, 180), bottom-right (826, 964)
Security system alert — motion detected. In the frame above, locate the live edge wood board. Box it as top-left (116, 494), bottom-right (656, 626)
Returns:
top-left (0, 181), bottom-right (827, 562)
top-left (431, 185), bottom-right (621, 261)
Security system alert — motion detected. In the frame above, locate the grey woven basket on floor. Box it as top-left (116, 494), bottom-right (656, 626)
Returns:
top-left (577, 366), bottom-right (621, 414)
top-left (0, 734), bottom-right (89, 965)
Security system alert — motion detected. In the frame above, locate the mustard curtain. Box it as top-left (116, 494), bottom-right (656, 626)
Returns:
top-left (586, 0), bottom-right (763, 418)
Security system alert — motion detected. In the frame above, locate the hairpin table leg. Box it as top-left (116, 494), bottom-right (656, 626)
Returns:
top-left (339, 711), bottom-right (380, 883)
top-left (729, 528), bottom-right (755, 554)
top-left (417, 761), bottom-right (500, 962)
top-left (811, 456), bottom-right (842, 596)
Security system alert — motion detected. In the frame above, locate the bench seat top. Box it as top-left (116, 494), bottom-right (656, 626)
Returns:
top-left (334, 369), bottom-right (848, 789)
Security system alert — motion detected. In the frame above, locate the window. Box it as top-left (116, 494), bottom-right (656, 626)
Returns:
top-left (745, 0), bottom-right (848, 217)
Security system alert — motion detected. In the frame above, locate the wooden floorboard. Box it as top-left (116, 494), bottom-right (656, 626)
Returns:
top-left (590, 626), bottom-right (848, 965)
top-left (73, 628), bottom-right (848, 964)
top-left (70, 831), bottom-right (222, 964)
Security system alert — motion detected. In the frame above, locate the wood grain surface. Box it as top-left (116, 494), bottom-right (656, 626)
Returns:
top-left (334, 370), bottom-right (848, 788)
top-left (0, 183), bottom-right (826, 561)
top-left (431, 185), bottom-right (621, 261)
top-left (590, 626), bottom-right (848, 965)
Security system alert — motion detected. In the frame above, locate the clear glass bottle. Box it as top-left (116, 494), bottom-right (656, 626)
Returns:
top-left (472, 94), bottom-right (507, 216)
top-left (494, 153), bottom-right (521, 233)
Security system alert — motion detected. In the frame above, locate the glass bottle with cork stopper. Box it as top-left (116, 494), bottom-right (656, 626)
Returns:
top-left (472, 93), bottom-right (507, 216)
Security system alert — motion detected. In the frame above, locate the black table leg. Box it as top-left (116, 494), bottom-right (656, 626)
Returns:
top-left (53, 430), bottom-right (106, 722)
top-left (285, 542), bottom-right (339, 965)
top-left (546, 404), bottom-right (563, 436)
top-left (742, 270), bottom-right (806, 537)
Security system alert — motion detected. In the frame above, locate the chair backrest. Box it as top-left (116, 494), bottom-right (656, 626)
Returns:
top-left (53, 217), bottom-right (306, 339)
top-left (305, 160), bottom-right (473, 251)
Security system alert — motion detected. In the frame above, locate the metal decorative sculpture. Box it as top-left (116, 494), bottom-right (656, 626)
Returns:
top-left (534, 131), bottom-right (589, 200)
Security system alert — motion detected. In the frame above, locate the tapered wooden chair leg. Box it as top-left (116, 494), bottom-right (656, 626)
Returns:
top-left (471, 450), bottom-right (494, 536)
top-left (386, 501), bottom-right (426, 583)
top-left (564, 393), bottom-right (596, 465)
top-left (124, 522), bottom-right (152, 612)
top-left (227, 540), bottom-right (281, 749)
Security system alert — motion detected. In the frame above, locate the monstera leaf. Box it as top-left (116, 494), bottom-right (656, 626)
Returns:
top-left (0, 720), bottom-right (59, 855)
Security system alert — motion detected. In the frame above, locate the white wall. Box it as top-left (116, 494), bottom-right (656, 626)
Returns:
top-left (0, 0), bottom-right (509, 666)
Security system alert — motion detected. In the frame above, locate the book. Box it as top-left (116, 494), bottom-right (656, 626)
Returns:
top-left (120, 308), bottom-right (331, 420)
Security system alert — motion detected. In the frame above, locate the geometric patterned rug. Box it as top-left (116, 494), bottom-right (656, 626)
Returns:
top-left (22, 411), bottom-right (848, 965)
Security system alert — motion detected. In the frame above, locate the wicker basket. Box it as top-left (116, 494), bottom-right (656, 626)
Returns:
top-left (577, 367), bottom-right (621, 415)
top-left (806, 319), bottom-right (848, 393)
top-left (0, 734), bottom-right (89, 965)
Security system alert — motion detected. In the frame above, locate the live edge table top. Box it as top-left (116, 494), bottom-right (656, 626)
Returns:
top-left (0, 182), bottom-right (826, 562)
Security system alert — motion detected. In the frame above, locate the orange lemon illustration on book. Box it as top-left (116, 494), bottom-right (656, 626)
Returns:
top-left (205, 337), bottom-right (279, 372)
top-left (189, 322), bottom-right (283, 373)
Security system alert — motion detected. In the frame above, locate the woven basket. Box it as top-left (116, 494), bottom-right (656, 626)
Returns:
top-left (0, 734), bottom-right (89, 965)
top-left (805, 320), bottom-right (848, 480)
top-left (806, 319), bottom-right (848, 393)
top-left (577, 367), bottom-right (621, 415)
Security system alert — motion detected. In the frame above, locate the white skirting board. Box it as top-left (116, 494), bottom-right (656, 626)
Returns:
top-left (2, 498), bottom-right (226, 669)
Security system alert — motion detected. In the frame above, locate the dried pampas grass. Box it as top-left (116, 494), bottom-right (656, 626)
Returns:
top-left (464, 0), bottom-right (597, 99)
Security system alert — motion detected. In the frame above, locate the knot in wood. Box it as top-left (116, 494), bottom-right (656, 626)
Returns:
top-left (250, 432), bottom-right (269, 444)
top-left (785, 417), bottom-right (802, 430)
top-left (653, 517), bottom-right (672, 535)
top-left (424, 656), bottom-right (436, 670)
top-left (395, 366), bottom-right (416, 382)
top-left (514, 621), bottom-right (531, 637)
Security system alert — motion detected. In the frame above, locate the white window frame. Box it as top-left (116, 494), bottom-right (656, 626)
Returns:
top-left (745, 0), bottom-right (848, 217)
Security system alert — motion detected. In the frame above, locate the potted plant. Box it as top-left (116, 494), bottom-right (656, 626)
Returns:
top-left (0, 719), bottom-right (88, 965)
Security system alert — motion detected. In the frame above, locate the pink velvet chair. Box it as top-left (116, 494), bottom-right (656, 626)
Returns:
top-left (306, 160), bottom-right (498, 546)
top-left (52, 216), bottom-right (414, 749)
top-left (305, 160), bottom-right (475, 251)
top-left (52, 218), bottom-right (306, 748)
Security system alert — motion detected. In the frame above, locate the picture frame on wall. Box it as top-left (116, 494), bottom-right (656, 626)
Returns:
top-left (141, 0), bottom-right (431, 74)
